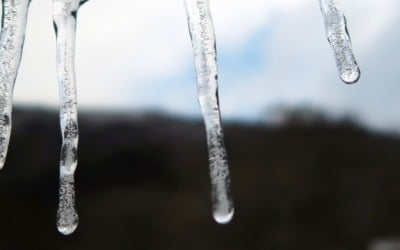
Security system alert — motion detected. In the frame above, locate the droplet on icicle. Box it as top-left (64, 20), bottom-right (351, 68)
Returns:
top-left (319, 0), bottom-right (360, 84)
top-left (53, 0), bottom-right (87, 235)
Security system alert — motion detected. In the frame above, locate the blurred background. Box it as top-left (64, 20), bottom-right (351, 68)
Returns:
top-left (0, 0), bottom-right (400, 249)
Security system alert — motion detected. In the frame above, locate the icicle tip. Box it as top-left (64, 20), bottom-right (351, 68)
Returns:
top-left (57, 220), bottom-right (78, 235)
top-left (0, 158), bottom-right (6, 170)
top-left (340, 66), bottom-right (361, 84)
top-left (213, 208), bottom-right (234, 225)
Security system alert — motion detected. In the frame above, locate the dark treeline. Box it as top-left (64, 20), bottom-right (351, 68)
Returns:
top-left (0, 107), bottom-right (399, 250)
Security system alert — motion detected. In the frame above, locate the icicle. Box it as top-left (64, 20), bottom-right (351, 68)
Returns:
top-left (0, 0), bottom-right (31, 169)
top-left (319, 0), bottom-right (360, 84)
top-left (184, 0), bottom-right (234, 224)
top-left (53, 0), bottom-right (86, 235)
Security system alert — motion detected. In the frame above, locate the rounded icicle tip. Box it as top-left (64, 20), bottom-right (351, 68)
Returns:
top-left (340, 67), bottom-right (361, 84)
top-left (57, 218), bottom-right (78, 235)
top-left (57, 223), bottom-right (78, 235)
top-left (213, 208), bottom-right (234, 225)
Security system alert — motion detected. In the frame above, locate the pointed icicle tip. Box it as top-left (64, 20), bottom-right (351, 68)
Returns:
top-left (0, 158), bottom-right (5, 170)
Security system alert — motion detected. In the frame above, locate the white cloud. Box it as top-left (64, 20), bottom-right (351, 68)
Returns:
top-left (12, 0), bottom-right (305, 109)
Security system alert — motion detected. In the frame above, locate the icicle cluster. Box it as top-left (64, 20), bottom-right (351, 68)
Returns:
top-left (319, 0), bottom-right (360, 83)
top-left (0, 0), bottom-right (86, 236)
top-left (0, 0), bottom-right (31, 169)
top-left (184, 0), bottom-right (234, 224)
top-left (53, 0), bottom-right (87, 235)
top-left (0, 0), bottom-right (364, 234)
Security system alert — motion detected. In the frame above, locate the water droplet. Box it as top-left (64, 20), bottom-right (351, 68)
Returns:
top-left (340, 66), bottom-right (360, 84)
top-left (213, 208), bottom-right (234, 225)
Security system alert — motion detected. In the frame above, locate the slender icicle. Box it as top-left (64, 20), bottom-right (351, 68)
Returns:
top-left (53, 0), bottom-right (86, 235)
top-left (319, 0), bottom-right (360, 84)
top-left (0, 0), bottom-right (31, 169)
top-left (184, 0), bottom-right (234, 224)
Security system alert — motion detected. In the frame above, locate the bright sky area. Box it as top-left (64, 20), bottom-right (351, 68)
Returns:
top-left (9, 0), bottom-right (400, 132)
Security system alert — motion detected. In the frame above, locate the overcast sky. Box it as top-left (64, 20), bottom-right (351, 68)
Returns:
top-left (9, 0), bottom-right (400, 131)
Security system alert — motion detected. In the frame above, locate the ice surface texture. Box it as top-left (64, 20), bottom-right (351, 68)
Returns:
top-left (53, 0), bottom-right (87, 235)
top-left (184, 0), bottom-right (234, 224)
top-left (0, 0), bottom-right (364, 233)
top-left (319, 0), bottom-right (360, 83)
top-left (0, 0), bottom-right (31, 169)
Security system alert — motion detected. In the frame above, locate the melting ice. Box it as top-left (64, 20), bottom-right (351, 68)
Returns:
top-left (319, 0), bottom-right (360, 83)
top-left (53, 0), bottom-right (87, 235)
top-left (0, 0), bottom-right (31, 169)
top-left (0, 0), bottom-right (365, 234)
top-left (184, 0), bottom-right (234, 224)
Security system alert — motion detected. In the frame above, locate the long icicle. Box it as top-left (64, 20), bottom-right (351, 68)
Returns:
top-left (184, 0), bottom-right (234, 224)
top-left (0, 0), bottom-right (31, 169)
top-left (53, 0), bottom-right (86, 235)
top-left (319, 0), bottom-right (360, 84)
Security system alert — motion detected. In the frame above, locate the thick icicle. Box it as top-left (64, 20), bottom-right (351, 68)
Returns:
top-left (53, 0), bottom-right (86, 235)
top-left (184, 0), bottom-right (234, 224)
top-left (319, 0), bottom-right (360, 84)
top-left (0, 0), bottom-right (31, 169)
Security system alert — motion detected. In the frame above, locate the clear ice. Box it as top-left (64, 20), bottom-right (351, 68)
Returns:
top-left (0, 0), bottom-right (31, 169)
top-left (319, 0), bottom-right (360, 84)
top-left (53, 0), bottom-right (87, 235)
top-left (184, 0), bottom-right (234, 224)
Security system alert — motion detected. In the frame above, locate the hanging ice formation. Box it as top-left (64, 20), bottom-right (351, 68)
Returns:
top-left (0, 0), bottom-right (31, 169)
top-left (0, 0), bottom-right (366, 234)
top-left (53, 0), bottom-right (87, 235)
top-left (184, 0), bottom-right (234, 224)
top-left (319, 0), bottom-right (360, 84)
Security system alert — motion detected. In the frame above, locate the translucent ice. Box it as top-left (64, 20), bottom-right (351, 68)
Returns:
top-left (57, 173), bottom-right (78, 235)
top-left (0, 0), bottom-right (31, 169)
top-left (184, 0), bottom-right (234, 224)
top-left (53, 0), bottom-right (87, 235)
top-left (319, 0), bottom-right (360, 83)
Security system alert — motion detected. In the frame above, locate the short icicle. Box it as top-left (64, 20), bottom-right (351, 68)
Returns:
top-left (319, 0), bottom-right (360, 84)
top-left (53, 0), bottom-right (87, 235)
top-left (0, 0), bottom-right (31, 169)
top-left (184, 0), bottom-right (234, 224)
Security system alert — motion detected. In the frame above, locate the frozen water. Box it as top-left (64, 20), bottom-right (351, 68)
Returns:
top-left (0, 0), bottom-right (365, 232)
top-left (53, 0), bottom-right (87, 235)
top-left (184, 0), bottom-right (234, 224)
top-left (0, 0), bottom-right (31, 169)
top-left (319, 0), bottom-right (360, 84)
top-left (56, 173), bottom-right (78, 235)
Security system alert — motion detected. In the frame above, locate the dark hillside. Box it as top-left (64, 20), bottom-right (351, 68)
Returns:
top-left (0, 107), bottom-right (399, 250)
